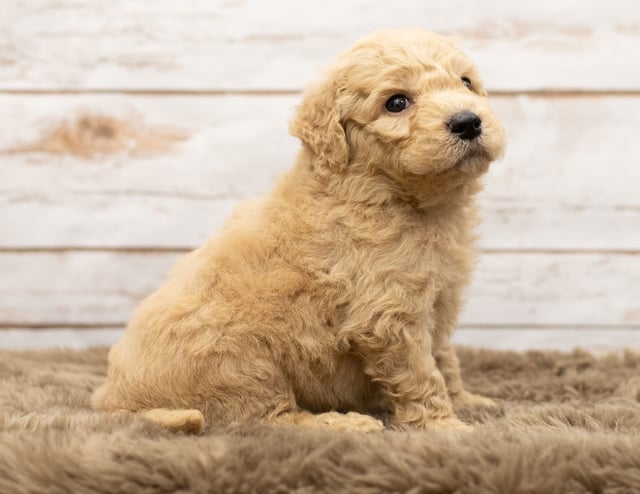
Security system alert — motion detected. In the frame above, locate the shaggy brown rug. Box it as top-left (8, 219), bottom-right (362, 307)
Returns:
top-left (1, 346), bottom-right (640, 493)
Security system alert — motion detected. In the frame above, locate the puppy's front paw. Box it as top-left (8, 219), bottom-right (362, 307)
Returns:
top-left (292, 411), bottom-right (385, 432)
top-left (421, 417), bottom-right (472, 432)
top-left (452, 390), bottom-right (497, 409)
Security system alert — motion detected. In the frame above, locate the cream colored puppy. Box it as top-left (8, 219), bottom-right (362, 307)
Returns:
top-left (93, 29), bottom-right (505, 433)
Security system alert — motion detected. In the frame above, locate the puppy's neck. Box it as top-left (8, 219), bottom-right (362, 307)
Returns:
top-left (288, 148), bottom-right (482, 214)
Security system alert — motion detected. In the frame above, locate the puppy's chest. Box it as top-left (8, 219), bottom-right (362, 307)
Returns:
top-left (331, 216), bottom-right (474, 296)
top-left (376, 228), bottom-right (471, 288)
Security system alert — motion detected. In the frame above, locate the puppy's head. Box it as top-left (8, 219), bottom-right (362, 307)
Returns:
top-left (290, 29), bottom-right (506, 195)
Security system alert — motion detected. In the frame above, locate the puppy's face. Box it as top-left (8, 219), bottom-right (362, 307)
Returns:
top-left (291, 29), bottom-right (506, 192)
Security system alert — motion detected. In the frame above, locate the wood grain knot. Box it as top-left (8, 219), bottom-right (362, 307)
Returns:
top-left (10, 113), bottom-right (188, 158)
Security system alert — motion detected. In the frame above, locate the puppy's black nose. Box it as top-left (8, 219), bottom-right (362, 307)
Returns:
top-left (448, 111), bottom-right (482, 141)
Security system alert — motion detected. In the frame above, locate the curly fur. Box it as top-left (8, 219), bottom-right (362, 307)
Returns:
top-left (92, 29), bottom-right (506, 432)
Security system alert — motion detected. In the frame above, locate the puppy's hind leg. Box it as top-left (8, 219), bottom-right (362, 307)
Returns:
top-left (271, 410), bottom-right (384, 433)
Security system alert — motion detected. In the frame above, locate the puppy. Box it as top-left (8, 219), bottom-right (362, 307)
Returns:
top-left (92, 29), bottom-right (505, 433)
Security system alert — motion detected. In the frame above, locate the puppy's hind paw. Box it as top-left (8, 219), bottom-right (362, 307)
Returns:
top-left (343, 412), bottom-right (385, 432)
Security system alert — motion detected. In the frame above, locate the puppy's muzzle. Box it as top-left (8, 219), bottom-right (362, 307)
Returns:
top-left (447, 111), bottom-right (482, 141)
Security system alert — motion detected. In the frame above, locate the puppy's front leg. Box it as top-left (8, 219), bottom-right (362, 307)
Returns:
top-left (343, 318), bottom-right (467, 430)
top-left (435, 343), bottom-right (497, 409)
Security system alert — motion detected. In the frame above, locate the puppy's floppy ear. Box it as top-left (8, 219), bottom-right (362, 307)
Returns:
top-left (289, 78), bottom-right (348, 173)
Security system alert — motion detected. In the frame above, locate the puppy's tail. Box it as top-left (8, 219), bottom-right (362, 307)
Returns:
top-left (92, 385), bottom-right (205, 434)
top-left (139, 408), bottom-right (205, 434)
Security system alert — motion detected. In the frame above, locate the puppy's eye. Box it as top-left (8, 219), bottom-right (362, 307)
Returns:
top-left (385, 94), bottom-right (410, 113)
top-left (461, 77), bottom-right (473, 91)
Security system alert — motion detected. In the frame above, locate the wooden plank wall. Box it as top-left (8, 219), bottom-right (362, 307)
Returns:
top-left (1, 0), bottom-right (639, 351)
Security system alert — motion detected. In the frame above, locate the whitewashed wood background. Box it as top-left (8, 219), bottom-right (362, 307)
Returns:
top-left (1, 0), bottom-right (639, 351)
